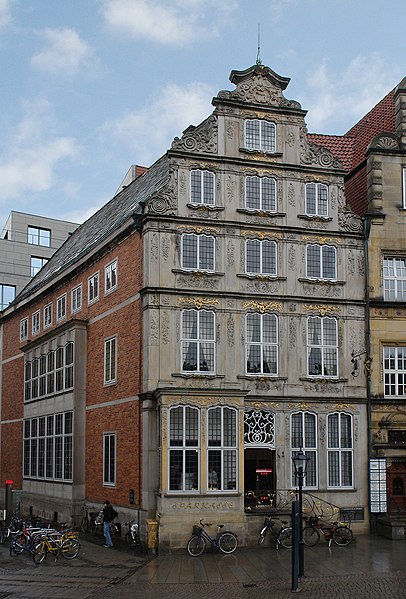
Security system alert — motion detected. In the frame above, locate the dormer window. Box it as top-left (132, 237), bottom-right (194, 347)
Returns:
top-left (244, 119), bottom-right (276, 153)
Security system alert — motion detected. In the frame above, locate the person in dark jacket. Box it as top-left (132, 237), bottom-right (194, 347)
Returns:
top-left (102, 500), bottom-right (114, 547)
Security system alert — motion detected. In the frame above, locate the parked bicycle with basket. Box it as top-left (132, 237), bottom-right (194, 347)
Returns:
top-left (302, 516), bottom-right (353, 547)
top-left (257, 514), bottom-right (292, 549)
top-left (187, 519), bottom-right (238, 556)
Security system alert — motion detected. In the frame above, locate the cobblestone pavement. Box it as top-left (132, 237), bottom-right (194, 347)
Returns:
top-left (0, 533), bottom-right (405, 599)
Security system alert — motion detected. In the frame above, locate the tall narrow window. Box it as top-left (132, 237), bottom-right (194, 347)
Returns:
top-left (383, 257), bottom-right (406, 300)
top-left (105, 260), bottom-right (118, 293)
top-left (181, 309), bottom-right (215, 373)
top-left (104, 337), bottom-right (117, 384)
top-left (169, 406), bottom-right (199, 492)
top-left (88, 272), bottom-right (99, 304)
top-left (246, 239), bottom-right (277, 276)
top-left (43, 303), bottom-right (52, 328)
top-left (305, 183), bottom-right (328, 217)
top-left (291, 412), bottom-right (317, 488)
top-left (65, 342), bottom-right (74, 389)
top-left (57, 294), bottom-right (66, 321)
top-left (246, 313), bottom-right (278, 375)
top-left (0, 284), bottom-right (15, 310)
top-left (20, 317), bottom-right (28, 341)
top-left (327, 412), bottom-right (353, 487)
top-left (245, 119), bottom-right (276, 152)
top-left (384, 346), bottom-right (406, 397)
top-left (32, 311), bottom-right (40, 335)
top-left (104, 432), bottom-right (116, 486)
top-left (307, 316), bottom-right (338, 377)
top-left (306, 245), bottom-right (336, 280)
top-left (245, 176), bottom-right (277, 211)
top-left (71, 285), bottom-right (82, 313)
top-left (190, 170), bottom-right (215, 205)
top-left (207, 406), bottom-right (237, 491)
top-left (181, 233), bottom-right (215, 271)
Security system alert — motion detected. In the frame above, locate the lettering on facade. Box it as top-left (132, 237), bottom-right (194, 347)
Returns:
top-left (171, 500), bottom-right (235, 511)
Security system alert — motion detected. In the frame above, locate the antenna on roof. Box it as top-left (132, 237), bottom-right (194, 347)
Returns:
top-left (256, 24), bottom-right (262, 65)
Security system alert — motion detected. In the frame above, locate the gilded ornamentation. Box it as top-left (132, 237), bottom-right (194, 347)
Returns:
top-left (178, 297), bottom-right (219, 309)
top-left (335, 403), bottom-right (350, 411)
top-left (241, 230), bottom-right (283, 239)
top-left (303, 304), bottom-right (341, 316)
top-left (288, 402), bottom-right (315, 411)
top-left (177, 225), bottom-right (219, 235)
top-left (243, 300), bottom-right (282, 313)
top-left (302, 235), bottom-right (340, 245)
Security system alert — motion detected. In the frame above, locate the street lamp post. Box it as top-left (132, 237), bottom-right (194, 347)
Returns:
top-left (292, 450), bottom-right (310, 580)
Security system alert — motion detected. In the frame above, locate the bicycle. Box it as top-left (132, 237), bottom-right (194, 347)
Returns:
top-left (124, 520), bottom-right (142, 553)
top-left (187, 519), bottom-right (238, 556)
top-left (33, 529), bottom-right (80, 564)
top-left (0, 515), bottom-right (23, 545)
top-left (81, 505), bottom-right (97, 533)
top-left (302, 516), bottom-right (353, 547)
top-left (257, 515), bottom-right (292, 549)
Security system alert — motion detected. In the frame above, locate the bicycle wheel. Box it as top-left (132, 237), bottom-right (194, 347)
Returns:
top-left (218, 532), bottom-right (238, 554)
top-left (332, 526), bottom-right (353, 547)
top-left (187, 535), bottom-right (206, 556)
top-left (81, 517), bottom-right (89, 534)
top-left (279, 527), bottom-right (293, 549)
top-left (33, 541), bottom-right (47, 564)
top-left (258, 526), bottom-right (267, 546)
top-left (0, 527), bottom-right (9, 545)
top-left (111, 524), bottom-right (120, 542)
top-left (12, 532), bottom-right (28, 554)
top-left (61, 538), bottom-right (80, 559)
top-left (303, 527), bottom-right (320, 547)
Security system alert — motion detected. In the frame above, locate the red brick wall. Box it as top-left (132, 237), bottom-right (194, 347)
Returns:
top-left (345, 166), bottom-right (367, 215)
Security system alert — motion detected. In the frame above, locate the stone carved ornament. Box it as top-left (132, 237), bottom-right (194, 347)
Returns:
top-left (299, 126), bottom-right (342, 169)
top-left (146, 168), bottom-right (177, 215)
top-left (171, 115), bottom-right (218, 154)
top-left (217, 72), bottom-right (302, 110)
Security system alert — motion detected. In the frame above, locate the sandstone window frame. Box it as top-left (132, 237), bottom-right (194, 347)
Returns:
top-left (181, 309), bottom-right (216, 374)
top-left (245, 238), bottom-right (277, 276)
top-left (306, 244), bottom-right (337, 280)
top-left (244, 119), bottom-right (276, 153)
top-left (307, 316), bottom-right (338, 378)
top-left (291, 411), bottom-right (318, 489)
top-left (245, 175), bottom-right (277, 211)
top-left (383, 256), bottom-right (406, 300)
top-left (305, 182), bottom-right (328, 217)
top-left (327, 412), bottom-right (353, 488)
top-left (181, 233), bottom-right (215, 272)
top-left (190, 169), bottom-right (215, 206)
top-left (245, 312), bottom-right (278, 375)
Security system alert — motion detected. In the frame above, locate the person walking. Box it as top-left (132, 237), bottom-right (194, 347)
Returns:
top-left (102, 500), bottom-right (115, 548)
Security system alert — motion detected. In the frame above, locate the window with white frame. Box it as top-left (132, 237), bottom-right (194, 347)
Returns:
top-left (207, 406), bottom-right (237, 491)
top-left (246, 312), bottom-right (278, 375)
top-left (28, 226), bottom-right (51, 246)
top-left (20, 317), bottom-right (28, 341)
top-left (181, 233), bottom-right (215, 271)
top-left (384, 346), bottom-right (406, 397)
top-left (327, 412), bottom-right (353, 487)
top-left (169, 405), bottom-right (199, 492)
top-left (24, 342), bottom-right (74, 401)
top-left (306, 244), bottom-right (336, 280)
top-left (56, 294), bottom-right (66, 321)
top-left (0, 284), bottom-right (15, 310)
top-left (307, 316), bottom-right (338, 377)
top-left (291, 412), bottom-right (317, 488)
top-left (305, 183), bottom-right (328, 217)
top-left (190, 169), bottom-right (215, 205)
top-left (244, 119), bottom-right (276, 153)
top-left (32, 311), bottom-right (40, 335)
top-left (245, 176), bottom-right (277, 211)
top-left (246, 239), bottom-right (277, 276)
top-left (103, 432), bottom-right (116, 486)
top-left (23, 411), bottom-right (73, 481)
top-left (105, 260), bottom-right (118, 293)
top-left (43, 303), bottom-right (52, 328)
top-left (181, 309), bottom-right (215, 373)
top-left (30, 256), bottom-right (48, 277)
top-left (71, 284), bottom-right (82, 313)
top-left (104, 336), bottom-right (117, 384)
top-left (88, 272), bottom-right (99, 304)
top-left (383, 257), bottom-right (406, 300)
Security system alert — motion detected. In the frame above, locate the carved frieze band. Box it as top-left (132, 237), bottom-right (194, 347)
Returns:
top-left (243, 300), bottom-right (282, 313)
top-left (177, 224), bottom-right (220, 235)
top-left (303, 304), bottom-right (341, 316)
top-left (302, 234), bottom-right (341, 245)
top-left (178, 297), bottom-right (219, 310)
top-left (241, 230), bottom-right (283, 240)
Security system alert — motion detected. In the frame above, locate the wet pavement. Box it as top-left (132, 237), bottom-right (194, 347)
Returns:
top-left (0, 532), bottom-right (405, 598)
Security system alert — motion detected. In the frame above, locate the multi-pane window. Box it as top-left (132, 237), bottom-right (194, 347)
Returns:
top-left (88, 272), bottom-right (99, 304)
top-left (30, 256), bottom-right (48, 277)
top-left (245, 176), bottom-right (277, 211)
top-left (23, 411), bottom-right (73, 481)
top-left (43, 303), bottom-right (52, 328)
top-left (181, 309), bottom-right (215, 373)
top-left (307, 316), bottom-right (338, 377)
top-left (384, 347), bottom-right (406, 397)
top-left (104, 337), bottom-right (117, 384)
top-left (20, 317), bottom-right (28, 341)
top-left (105, 260), bottom-right (118, 293)
top-left (306, 244), bottom-right (336, 280)
top-left (32, 311), bottom-right (40, 335)
top-left (181, 233), bottom-right (215, 271)
top-left (71, 285), bottom-right (82, 313)
top-left (291, 412), bottom-right (317, 488)
top-left (24, 342), bottom-right (74, 401)
top-left (246, 313), bottom-right (278, 375)
top-left (56, 294), bottom-right (66, 321)
top-left (190, 170), bottom-right (215, 205)
top-left (327, 412), bottom-right (353, 487)
top-left (169, 406), bottom-right (199, 492)
top-left (383, 257), bottom-right (406, 300)
top-left (245, 119), bottom-right (276, 153)
top-left (103, 432), bottom-right (116, 486)
top-left (0, 284), bottom-right (15, 310)
top-left (207, 406), bottom-right (237, 492)
top-left (28, 226), bottom-right (51, 246)
top-left (246, 239), bottom-right (277, 275)
top-left (305, 183), bottom-right (328, 217)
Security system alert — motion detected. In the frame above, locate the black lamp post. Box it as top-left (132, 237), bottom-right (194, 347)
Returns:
top-left (292, 449), bottom-right (310, 580)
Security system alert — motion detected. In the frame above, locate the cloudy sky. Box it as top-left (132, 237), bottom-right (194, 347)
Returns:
top-left (0, 0), bottom-right (404, 227)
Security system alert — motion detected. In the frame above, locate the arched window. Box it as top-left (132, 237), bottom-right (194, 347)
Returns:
top-left (291, 412), bottom-right (317, 488)
top-left (207, 406), bottom-right (238, 491)
top-left (327, 412), bottom-right (353, 488)
top-left (169, 406), bottom-right (200, 492)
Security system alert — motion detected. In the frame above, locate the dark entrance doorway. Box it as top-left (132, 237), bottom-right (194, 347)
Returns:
top-left (244, 448), bottom-right (275, 511)
top-left (387, 461), bottom-right (406, 515)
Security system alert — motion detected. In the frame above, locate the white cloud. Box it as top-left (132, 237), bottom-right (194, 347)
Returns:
top-left (102, 81), bottom-right (215, 166)
top-left (31, 27), bottom-right (94, 74)
top-left (0, 0), bottom-right (13, 28)
top-left (101, 0), bottom-right (237, 45)
top-left (0, 100), bottom-right (80, 203)
top-left (304, 54), bottom-right (400, 133)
